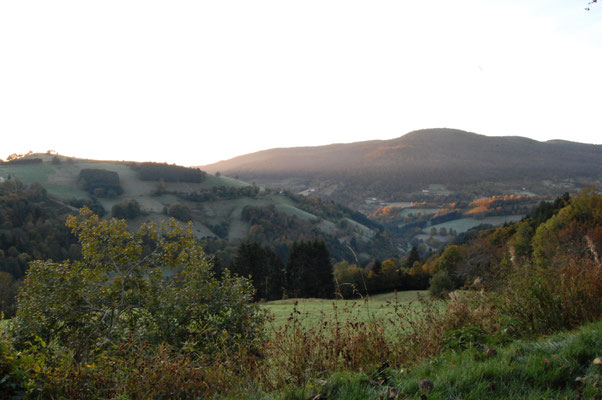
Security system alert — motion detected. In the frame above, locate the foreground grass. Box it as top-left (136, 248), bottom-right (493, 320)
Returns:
top-left (263, 291), bottom-right (428, 331)
top-left (241, 320), bottom-right (602, 399)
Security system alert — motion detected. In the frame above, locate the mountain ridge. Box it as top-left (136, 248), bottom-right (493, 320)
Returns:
top-left (201, 128), bottom-right (602, 206)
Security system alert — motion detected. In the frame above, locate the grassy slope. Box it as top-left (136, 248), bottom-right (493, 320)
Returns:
top-left (0, 155), bottom-right (377, 242)
top-left (235, 320), bottom-right (602, 399)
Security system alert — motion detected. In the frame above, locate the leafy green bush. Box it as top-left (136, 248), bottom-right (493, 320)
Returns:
top-left (429, 270), bottom-right (455, 298)
top-left (13, 208), bottom-right (266, 358)
top-left (499, 259), bottom-right (602, 335)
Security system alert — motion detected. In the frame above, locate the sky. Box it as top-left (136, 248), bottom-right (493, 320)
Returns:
top-left (1, 1), bottom-right (602, 166)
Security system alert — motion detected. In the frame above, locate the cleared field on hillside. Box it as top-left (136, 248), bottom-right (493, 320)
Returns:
top-left (263, 290), bottom-right (428, 332)
top-left (427, 215), bottom-right (524, 233)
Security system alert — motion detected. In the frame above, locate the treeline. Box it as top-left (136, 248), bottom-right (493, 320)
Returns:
top-left (131, 162), bottom-right (207, 183)
top-left (0, 158), bottom-right (43, 165)
top-left (333, 246), bottom-right (430, 298)
top-left (177, 185), bottom-right (260, 202)
top-left (227, 239), bottom-right (428, 301)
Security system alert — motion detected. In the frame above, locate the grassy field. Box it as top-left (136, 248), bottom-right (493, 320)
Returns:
top-left (263, 291), bottom-right (428, 332)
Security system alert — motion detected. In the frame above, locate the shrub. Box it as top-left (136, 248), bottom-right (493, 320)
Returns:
top-left (429, 270), bottom-right (455, 298)
top-left (13, 208), bottom-right (266, 359)
top-left (499, 259), bottom-right (602, 335)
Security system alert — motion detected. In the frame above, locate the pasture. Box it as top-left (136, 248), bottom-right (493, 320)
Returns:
top-left (263, 290), bottom-right (428, 332)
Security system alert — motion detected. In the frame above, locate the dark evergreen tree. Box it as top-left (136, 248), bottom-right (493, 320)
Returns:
top-left (231, 241), bottom-right (284, 300)
top-left (286, 239), bottom-right (333, 298)
top-left (405, 246), bottom-right (421, 269)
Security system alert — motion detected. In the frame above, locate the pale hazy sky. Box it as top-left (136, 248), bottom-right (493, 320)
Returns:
top-left (1, 1), bottom-right (601, 166)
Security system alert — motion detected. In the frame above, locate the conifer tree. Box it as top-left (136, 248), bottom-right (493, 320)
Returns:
top-left (286, 239), bottom-right (333, 298)
top-left (232, 241), bottom-right (284, 300)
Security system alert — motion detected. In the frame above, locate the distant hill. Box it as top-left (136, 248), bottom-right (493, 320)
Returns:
top-left (201, 129), bottom-right (602, 207)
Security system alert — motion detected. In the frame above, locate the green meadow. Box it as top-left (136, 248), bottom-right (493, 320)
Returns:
top-left (263, 290), bottom-right (428, 332)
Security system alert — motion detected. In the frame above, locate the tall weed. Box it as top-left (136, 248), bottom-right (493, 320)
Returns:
top-left (500, 258), bottom-right (602, 335)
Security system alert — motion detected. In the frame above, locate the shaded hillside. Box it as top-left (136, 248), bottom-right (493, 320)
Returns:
top-left (202, 129), bottom-right (602, 205)
top-left (0, 155), bottom-right (398, 267)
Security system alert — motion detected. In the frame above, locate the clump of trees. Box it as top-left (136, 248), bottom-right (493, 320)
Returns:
top-left (333, 246), bottom-right (429, 298)
top-left (166, 203), bottom-right (193, 222)
top-left (111, 199), bottom-right (141, 219)
top-left (78, 168), bottom-right (123, 197)
top-left (132, 162), bottom-right (207, 183)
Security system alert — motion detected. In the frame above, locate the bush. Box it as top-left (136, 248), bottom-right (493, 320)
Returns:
top-left (499, 259), bottom-right (602, 335)
top-left (429, 270), bottom-right (455, 298)
top-left (13, 208), bottom-right (265, 358)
